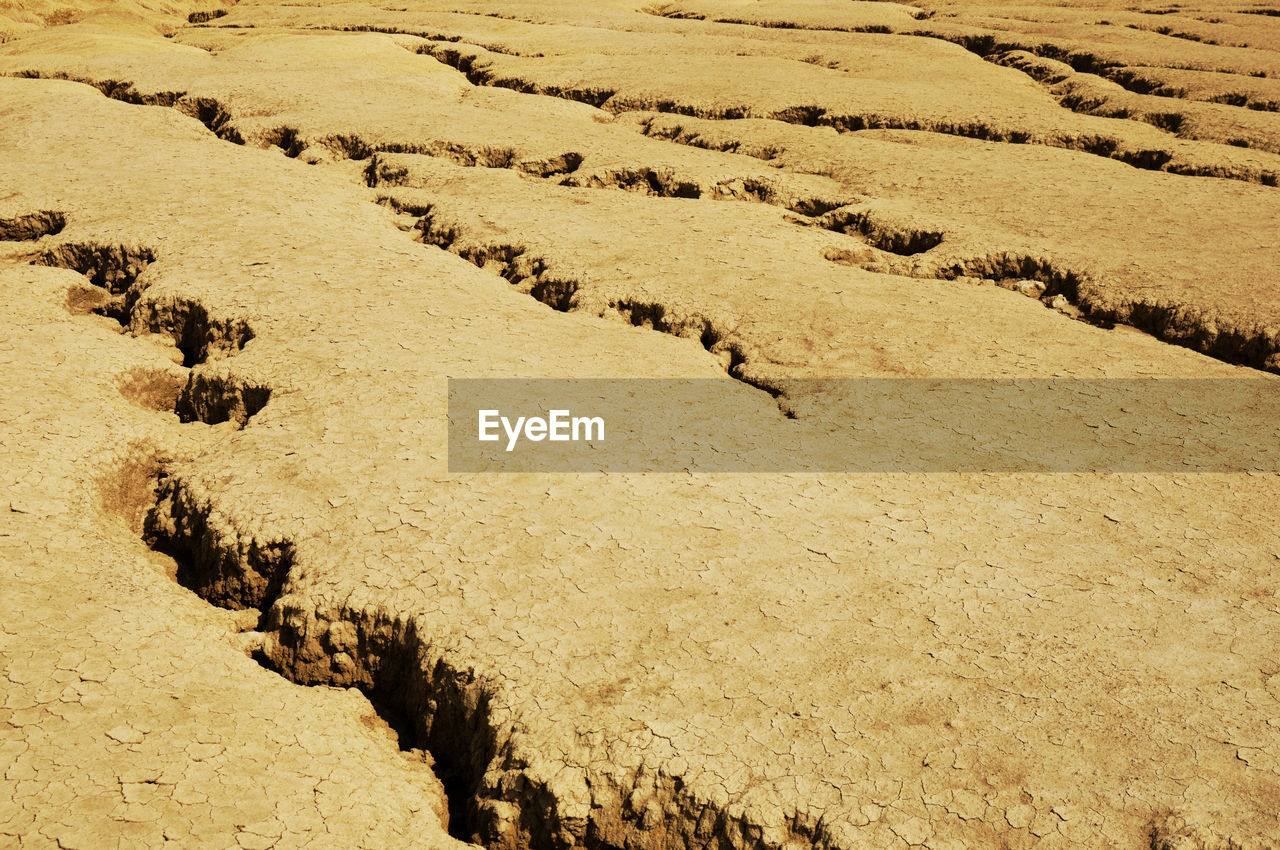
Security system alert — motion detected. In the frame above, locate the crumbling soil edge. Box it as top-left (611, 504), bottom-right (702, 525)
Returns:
top-left (160, 20), bottom-right (1280, 184)
top-left (9, 70), bottom-right (246, 143)
top-left (642, 9), bottom-right (1280, 126)
top-left (4, 71), bottom-right (846, 219)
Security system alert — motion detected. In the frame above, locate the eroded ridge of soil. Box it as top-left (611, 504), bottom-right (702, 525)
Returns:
top-left (2, 2), bottom-right (1280, 850)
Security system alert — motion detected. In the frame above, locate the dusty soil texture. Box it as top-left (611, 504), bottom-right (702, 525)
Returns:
top-left (2, 1), bottom-right (1280, 849)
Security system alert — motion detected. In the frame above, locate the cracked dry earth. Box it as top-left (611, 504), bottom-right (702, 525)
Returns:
top-left (3, 1), bottom-right (1280, 850)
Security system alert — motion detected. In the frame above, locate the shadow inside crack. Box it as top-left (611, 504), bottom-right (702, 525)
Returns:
top-left (10, 71), bottom-right (246, 144)
top-left (558, 166), bottom-right (848, 215)
top-left (143, 470), bottom-right (293, 613)
top-left (176, 372), bottom-right (271, 427)
top-left (187, 9), bottom-right (228, 24)
top-left (98, 451), bottom-right (477, 842)
top-left (398, 203), bottom-right (793, 409)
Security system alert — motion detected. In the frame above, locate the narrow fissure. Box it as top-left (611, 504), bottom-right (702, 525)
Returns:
top-left (620, 121), bottom-right (1280, 369)
top-left (368, 148), bottom-right (846, 215)
top-left (8, 71), bottom-right (245, 144)
top-left (380, 196), bottom-right (796, 414)
top-left (642, 5), bottom-right (906, 32)
top-left (873, 250), bottom-right (1280, 372)
top-left (556, 166), bottom-right (849, 214)
top-left (39, 227), bottom-right (478, 845)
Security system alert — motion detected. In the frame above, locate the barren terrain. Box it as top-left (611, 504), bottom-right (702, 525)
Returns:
top-left (2, 1), bottom-right (1280, 849)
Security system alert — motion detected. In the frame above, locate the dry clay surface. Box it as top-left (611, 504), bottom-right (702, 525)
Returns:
top-left (2, 2), bottom-right (1280, 850)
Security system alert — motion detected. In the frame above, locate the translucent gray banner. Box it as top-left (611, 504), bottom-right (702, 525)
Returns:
top-left (447, 378), bottom-right (1280, 472)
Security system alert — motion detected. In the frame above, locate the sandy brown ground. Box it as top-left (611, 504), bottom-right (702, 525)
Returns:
top-left (2, 2), bottom-right (1280, 849)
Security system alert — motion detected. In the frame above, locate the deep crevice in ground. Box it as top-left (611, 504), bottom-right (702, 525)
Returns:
top-left (16, 48), bottom-right (1273, 374)
top-left (645, 8), bottom-right (1276, 104)
top-left (23, 24), bottom-right (1269, 188)
top-left (175, 370), bottom-right (271, 427)
top-left (186, 9), bottom-right (228, 24)
top-left (10, 69), bottom-right (814, 408)
top-left (121, 459), bottom-right (470, 841)
top-left (145, 474), bottom-right (293, 613)
top-left (1100, 67), bottom-right (1277, 113)
top-left (574, 119), bottom-right (1280, 372)
top-left (642, 4), bottom-right (922, 31)
top-left (270, 14), bottom-right (1278, 114)
top-left (921, 33), bottom-right (1280, 153)
top-left (136, 471), bottom-right (511, 848)
top-left (918, 28), bottom-right (1272, 81)
top-left (816, 206), bottom-right (944, 255)
top-left (140, 469), bottom-right (833, 850)
top-left (35, 240), bottom-right (157, 323)
top-left (137, 295), bottom-right (268, 426)
top-left (253, 124), bottom-right (533, 170)
top-left (35, 238), bottom-right (270, 424)
top-left (991, 50), bottom-right (1280, 152)
top-left (556, 165), bottom-right (847, 215)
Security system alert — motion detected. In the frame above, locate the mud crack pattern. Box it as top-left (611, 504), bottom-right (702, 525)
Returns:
top-left (2, 3), bottom-right (1280, 850)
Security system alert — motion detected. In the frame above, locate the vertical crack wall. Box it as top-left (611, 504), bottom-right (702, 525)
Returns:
top-left (0, 210), bottom-right (66, 240)
top-left (36, 237), bottom-right (271, 423)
